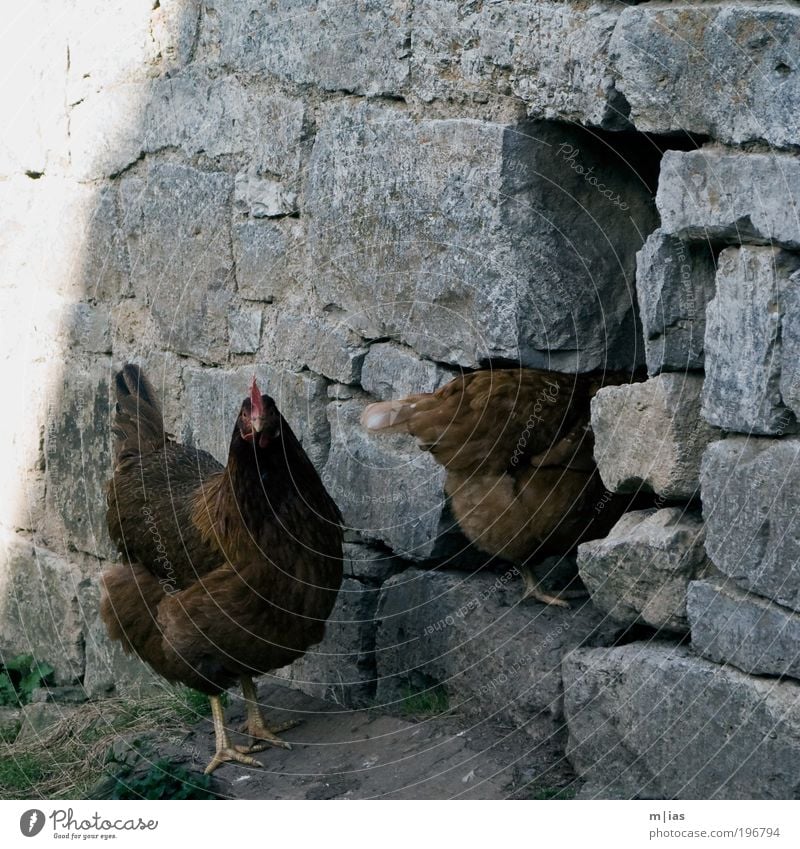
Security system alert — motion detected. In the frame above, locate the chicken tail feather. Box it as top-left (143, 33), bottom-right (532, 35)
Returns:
top-left (361, 398), bottom-right (424, 433)
top-left (112, 363), bottom-right (166, 463)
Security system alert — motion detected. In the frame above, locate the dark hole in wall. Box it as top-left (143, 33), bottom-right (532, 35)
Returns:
top-left (495, 118), bottom-right (710, 373)
top-left (560, 123), bottom-right (710, 198)
top-left (478, 356), bottom-right (650, 384)
top-left (606, 626), bottom-right (690, 649)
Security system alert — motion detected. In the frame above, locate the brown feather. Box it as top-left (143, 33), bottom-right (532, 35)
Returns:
top-left (363, 367), bottom-right (643, 565)
top-left (102, 365), bottom-right (343, 695)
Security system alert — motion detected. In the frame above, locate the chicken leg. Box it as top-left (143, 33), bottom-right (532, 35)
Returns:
top-left (204, 694), bottom-right (261, 775)
top-left (234, 676), bottom-right (300, 754)
top-left (519, 565), bottom-right (588, 608)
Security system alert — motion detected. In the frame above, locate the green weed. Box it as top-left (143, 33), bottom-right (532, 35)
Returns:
top-left (0, 655), bottom-right (54, 707)
top-left (400, 683), bottom-right (450, 716)
top-left (98, 759), bottom-right (217, 800)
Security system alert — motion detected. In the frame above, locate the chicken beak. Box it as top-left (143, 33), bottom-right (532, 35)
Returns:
top-left (250, 376), bottom-right (265, 434)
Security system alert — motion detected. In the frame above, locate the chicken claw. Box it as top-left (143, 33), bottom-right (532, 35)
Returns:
top-left (235, 718), bottom-right (299, 754)
top-left (204, 694), bottom-right (262, 775)
top-left (522, 585), bottom-right (572, 608)
top-left (205, 747), bottom-right (261, 775)
top-left (520, 566), bottom-right (582, 608)
top-left (235, 676), bottom-right (300, 754)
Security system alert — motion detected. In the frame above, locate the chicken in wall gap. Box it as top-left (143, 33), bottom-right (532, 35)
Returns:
top-left (362, 367), bottom-right (651, 606)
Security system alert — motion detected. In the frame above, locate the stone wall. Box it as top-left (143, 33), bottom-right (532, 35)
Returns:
top-left (1, 0), bottom-right (799, 798)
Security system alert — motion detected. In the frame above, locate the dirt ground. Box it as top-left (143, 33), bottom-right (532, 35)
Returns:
top-left (157, 681), bottom-right (579, 800)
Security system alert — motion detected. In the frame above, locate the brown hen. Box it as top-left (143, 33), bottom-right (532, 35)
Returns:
top-left (362, 367), bottom-right (639, 606)
top-left (102, 365), bottom-right (343, 773)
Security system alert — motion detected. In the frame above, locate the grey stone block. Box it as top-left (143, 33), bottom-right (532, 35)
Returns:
top-left (0, 177), bottom-right (128, 303)
top-left (635, 229), bottom-right (717, 375)
top-left (342, 542), bottom-right (405, 584)
top-left (592, 374), bottom-right (716, 499)
top-left (361, 342), bottom-right (456, 401)
top-left (657, 149), bottom-right (800, 250)
top-left (612, 3), bottom-right (800, 149)
top-left (307, 102), bottom-right (656, 371)
top-left (0, 533), bottom-right (85, 685)
top-left (779, 268), bottom-right (800, 420)
top-left (702, 246), bottom-right (800, 435)
top-left (412, 1), bottom-right (627, 128)
top-left (284, 578), bottom-right (380, 709)
top-left (63, 303), bottom-right (113, 355)
top-left (82, 185), bottom-right (132, 301)
top-left (43, 358), bottom-right (116, 559)
top-left (150, 0), bottom-right (202, 76)
top-left (69, 83), bottom-right (150, 181)
top-left (120, 162), bottom-right (234, 363)
top-left (578, 508), bottom-right (712, 634)
top-left (182, 364), bottom-right (330, 471)
top-left (68, 2), bottom-right (205, 175)
top-left (322, 397), bottom-right (452, 560)
top-left (227, 305), bottom-right (262, 354)
top-left (66, 0), bottom-right (199, 102)
top-left (234, 173), bottom-right (297, 219)
top-left (701, 437), bottom-right (800, 612)
top-left (564, 643), bottom-right (800, 799)
top-left (29, 685), bottom-right (88, 704)
top-left (688, 578), bottom-right (800, 681)
top-left (198, 0), bottom-right (410, 96)
top-left (233, 217), bottom-right (306, 303)
top-left (146, 72), bottom-right (307, 180)
top-left (268, 310), bottom-right (368, 385)
top-left (375, 568), bottom-right (620, 727)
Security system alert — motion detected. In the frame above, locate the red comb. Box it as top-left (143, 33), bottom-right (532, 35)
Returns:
top-left (250, 376), bottom-right (264, 417)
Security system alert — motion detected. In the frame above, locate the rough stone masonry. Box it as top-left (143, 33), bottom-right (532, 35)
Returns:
top-left (1, 0), bottom-right (799, 799)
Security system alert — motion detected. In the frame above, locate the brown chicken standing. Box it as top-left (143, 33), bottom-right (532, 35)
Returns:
top-left (362, 367), bottom-right (637, 606)
top-left (102, 365), bottom-right (343, 773)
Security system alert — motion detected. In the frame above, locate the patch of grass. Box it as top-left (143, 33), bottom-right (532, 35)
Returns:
top-left (98, 759), bottom-right (217, 800)
top-left (0, 752), bottom-right (48, 795)
top-left (0, 655), bottom-right (54, 706)
top-left (0, 694), bottom-right (203, 800)
top-left (0, 684), bottom-right (243, 799)
top-left (0, 718), bottom-right (21, 745)
top-left (400, 683), bottom-right (450, 717)
top-left (172, 687), bottom-right (227, 723)
top-left (529, 784), bottom-right (577, 800)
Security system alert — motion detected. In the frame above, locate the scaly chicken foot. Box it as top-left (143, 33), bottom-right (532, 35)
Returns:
top-left (234, 675), bottom-right (300, 754)
top-left (520, 566), bottom-right (586, 608)
top-left (204, 694), bottom-right (262, 775)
